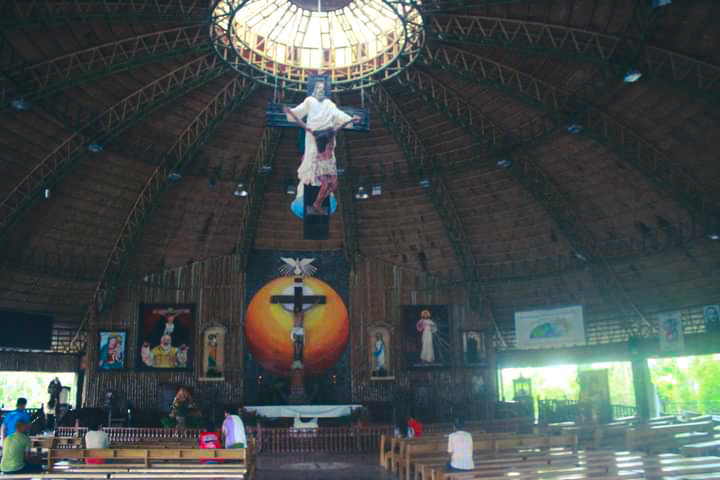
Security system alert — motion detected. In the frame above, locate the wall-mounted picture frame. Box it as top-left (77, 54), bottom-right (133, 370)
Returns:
top-left (137, 304), bottom-right (194, 371)
top-left (199, 325), bottom-right (226, 382)
top-left (462, 330), bottom-right (487, 367)
top-left (368, 324), bottom-right (393, 379)
top-left (98, 330), bottom-right (128, 371)
top-left (403, 305), bottom-right (450, 369)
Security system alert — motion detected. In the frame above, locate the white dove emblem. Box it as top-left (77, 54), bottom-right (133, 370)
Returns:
top-left (279, 257), bottom-right (317, 277)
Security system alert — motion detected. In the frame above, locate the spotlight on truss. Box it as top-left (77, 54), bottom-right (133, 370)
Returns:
top-left (371, 185), bottom-right (382, 196)
top-left (259, 165), bottom-right (272, 174)
top-left (355, 186), bottom-right (369, 200)
top-left (87, 143), bottom-right (104, 153)
top-left (11, 99), bottom-right (31, 111)
top-left (168, 171), bottom-right (182, 181)
top-left (566, 123), bottom-right (583, 134)
top-left (624, 69), bottom-right (642, 83)
top-left (43, 188), bottom-right (51, 199)
top-left (496, 158), bottom-right (512, 168)
top-left (652, 0), bottom-right (671, 8)
top-left (419, 179), bottom-right (431, 188)
top-left (233, 182), bottom-right (248, 197)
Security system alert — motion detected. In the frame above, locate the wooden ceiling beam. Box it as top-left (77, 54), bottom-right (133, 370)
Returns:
top-left (0, 54), bottom-right (225, 244)
top-left (424, 44), bottom-right (720, 234)
top-left (367, 83), bottom-right (484, 310)
top-left (1, 0), bottom-right (209, 28)
top-left (0, 25), bottom-right (209, 110)
top-left (72, 74), bottom-right (256, 350)
top-left (428, 13), bottom-right (720, 102)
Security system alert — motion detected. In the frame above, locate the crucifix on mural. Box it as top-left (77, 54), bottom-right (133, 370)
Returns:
top-left (270, 275), bottom-right (327, 403)
top-left (266, 75), bottom-right (369, 240)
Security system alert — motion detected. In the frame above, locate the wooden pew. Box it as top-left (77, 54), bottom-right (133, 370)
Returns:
top-left (410, 434), bottom-right (577, 480)
top-left (41, 444), bottom-right (256, 479)
top-left (431, 449), bottom-right (641, 480)
top-left (626, 421), bottom-right (715, 453)
top-left (681, 438), bottom-right (720, 457)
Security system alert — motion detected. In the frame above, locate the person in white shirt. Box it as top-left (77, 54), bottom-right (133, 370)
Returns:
top-left (84, 420), bottom-right (110, 464)
top-left (447, 417), bottom-right (474, 471)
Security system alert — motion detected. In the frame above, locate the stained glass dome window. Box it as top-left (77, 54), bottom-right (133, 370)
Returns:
top-left (211, 0), bottom-right (424, 92)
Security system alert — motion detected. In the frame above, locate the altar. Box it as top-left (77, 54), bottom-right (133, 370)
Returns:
top-left (243, 404), bottom-right (362, 418)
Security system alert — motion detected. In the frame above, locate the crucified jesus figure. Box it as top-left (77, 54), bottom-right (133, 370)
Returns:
top-left (284, 81), bottom-right (361, 216)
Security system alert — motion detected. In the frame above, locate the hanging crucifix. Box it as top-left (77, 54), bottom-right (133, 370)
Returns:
top-left (266, 75), bottom-right (369, 240)
top-left (270, 272), bottom-right (326, 404)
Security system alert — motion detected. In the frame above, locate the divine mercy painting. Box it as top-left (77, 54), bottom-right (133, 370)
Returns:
top-left (403, 305), bottom-right (450, 368)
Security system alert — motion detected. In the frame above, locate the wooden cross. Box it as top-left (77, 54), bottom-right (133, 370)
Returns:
top-left (270, 277), bottom-right (326, 403)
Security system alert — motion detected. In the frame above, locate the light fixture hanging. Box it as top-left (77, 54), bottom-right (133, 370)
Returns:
top-left (168, 171), bottom-right (183, 181)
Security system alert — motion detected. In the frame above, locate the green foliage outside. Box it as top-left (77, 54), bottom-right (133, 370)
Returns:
top-left (499, 362), bottom-right (636, 409)
top-left (648, 354), bottom-right (720, 415)
top-left (0, 372), bottom-right (76, 409)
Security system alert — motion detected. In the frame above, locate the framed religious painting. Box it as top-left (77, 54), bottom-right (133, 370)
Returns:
top-left (403, 305), bottom-right (450, 368)
top-left (462, 330), bottom-right (487, 367)
top-left (98, 330), bottom-right (128, 371)
top-left (137, 304), bottom-right (194, 371)
top-left (368, 324), bottom-right (393, 379)
top-left (199, 325), bottom-right (226, 382)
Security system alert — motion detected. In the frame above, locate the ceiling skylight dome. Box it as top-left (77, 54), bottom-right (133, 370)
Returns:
top-left (210, 0), bottom-right (424, 93)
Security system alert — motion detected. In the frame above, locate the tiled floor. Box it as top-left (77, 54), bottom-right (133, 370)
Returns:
top-left (258, 452), bottom-right (395, 479)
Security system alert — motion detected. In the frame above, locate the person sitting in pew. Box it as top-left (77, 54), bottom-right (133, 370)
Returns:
top-left (448, 417), bottom-right (474, 472)
top-left (84, 419), bottom-right (110, 464)
top-left (1, 420), bottom-right (44, 475)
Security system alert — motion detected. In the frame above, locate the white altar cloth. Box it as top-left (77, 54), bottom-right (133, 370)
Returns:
top-left (243, 404), bottom-right (362, 418)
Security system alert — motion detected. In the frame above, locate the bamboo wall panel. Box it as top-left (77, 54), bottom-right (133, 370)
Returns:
top-left (0, 351), bottom-right (79, 372)
top-left (84, 256), bottom-right (245, 410)
top-left (83, 254), bottom-right (494, 412)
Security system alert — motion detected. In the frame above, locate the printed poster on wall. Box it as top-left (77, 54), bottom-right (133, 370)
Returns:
top-left (658, 310), bottom-right (684, 353)
top-left (704, 305), bottom-right (720, 332)
top-left (515, 305), bottom-right (585, 349)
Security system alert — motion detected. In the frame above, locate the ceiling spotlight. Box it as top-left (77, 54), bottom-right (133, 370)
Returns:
top-left (233, 182), bottom-right (248, 197)
top-left (168, 171), bottom-right (182, 181)
top-left (566, 123), bottom-right (583, 134)
top-left (623, 69), bottom-right (642, 83)
top-left (355, 186), bottom-right (369, 200)
top-left (652, 0), bottom-right (671, 7)
top-left (259, 165), bottom-right (272, 174)
top-left (709, 233), bottom-right (720, 241)
top-left (43, 188), bottom-right (51, 199)
top-left (573, 250), bottom-right (588, 262)
top-left (87, 143), bottom-right (104, 153)
top-left (419, 179), bottom-right (431, 188)
top-left (11, 99), bottom-right (31, 111)
top-left (371, 185), bottom-right (382, 196)
top-left (496, 158), bottom-right (512, 168)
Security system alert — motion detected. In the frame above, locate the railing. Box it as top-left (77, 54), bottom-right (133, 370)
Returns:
top-left (660, 401), bottom-right (720, 416)
top-left (538, 401), bottom-right (638, 425)
top-left (55, 426), bottom-right (203, 443)
top-left (612, 404), bottom-right (638, 419)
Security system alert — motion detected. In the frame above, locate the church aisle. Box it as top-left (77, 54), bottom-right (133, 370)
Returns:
top-left (257, 452), bottom-right (395, 479)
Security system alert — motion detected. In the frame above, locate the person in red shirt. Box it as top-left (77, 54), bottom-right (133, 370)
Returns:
top-left (198, 422), bottom-right (224, 464)
top-left (407, 417), bottom-right (423, 438)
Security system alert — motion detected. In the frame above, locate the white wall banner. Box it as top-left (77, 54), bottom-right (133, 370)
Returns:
top-left (515, 305), bottom-right (586, 349)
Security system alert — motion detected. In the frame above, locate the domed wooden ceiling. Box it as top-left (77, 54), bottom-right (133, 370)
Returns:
top-left (0, 0), bottom-right (718, 351)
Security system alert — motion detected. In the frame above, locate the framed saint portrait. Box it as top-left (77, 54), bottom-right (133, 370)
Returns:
top-left (199, 326), bottom-right (226, 381)
top-left (462, 330), bottom-right (486, 366)
top-left (98, 331), bottom-right (127, 371)
top-left (368, 324), bottom-right (393, 379)
top-left (137, 304), bottom-right (194, 371)
top-left (403, 305), bottom-right (450, 368)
